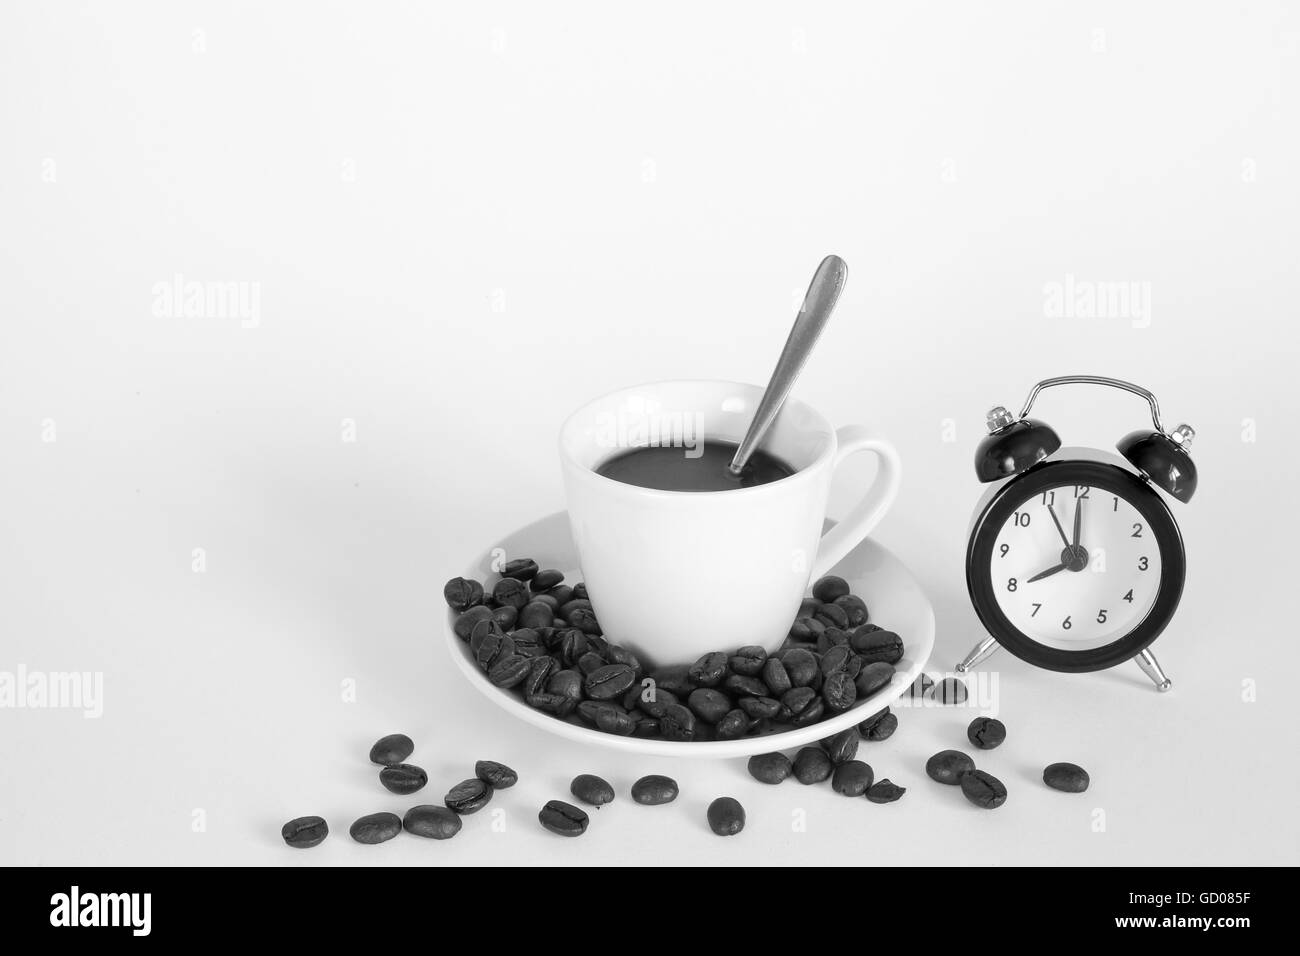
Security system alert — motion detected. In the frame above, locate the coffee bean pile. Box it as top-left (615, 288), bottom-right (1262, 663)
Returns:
top-left (280, 734), bottom-right (520, 848)
top-left (745, 713), bottom-right (908, 804)
top-left (445, 565), bottom-right (906, 741)
top-left (924, 718), bottom-right (1092, 809)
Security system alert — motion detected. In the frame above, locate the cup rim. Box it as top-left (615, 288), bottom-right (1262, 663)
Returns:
top-left (558, 378), bottom-right (836, 500)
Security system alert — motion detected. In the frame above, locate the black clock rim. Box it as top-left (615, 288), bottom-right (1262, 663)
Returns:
top-left (966, 459), bottom-right (1186, 673)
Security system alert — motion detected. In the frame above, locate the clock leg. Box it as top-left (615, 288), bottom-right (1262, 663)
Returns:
top-left (956, 636), bottom-right (1000, 674)
top-left (1134, 648), bottom-right (1172, 692)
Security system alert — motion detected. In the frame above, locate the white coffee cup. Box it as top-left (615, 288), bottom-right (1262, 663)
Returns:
top-left (559, 380), bottom-right (901, 664)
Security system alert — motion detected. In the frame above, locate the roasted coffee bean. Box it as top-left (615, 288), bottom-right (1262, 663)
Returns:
top-left (475, 760), bottom-right (518, 789)
top-left (532, 568), bottom-right (564, 591)
top-left (715, 709), bottom-right (750, 740)
top-left (658, 703), bottom-right (696, 741)
top-left (606, 644), bottom-right (642, 676)
top-left (474, 631), bottom-right (514, 671)
top-left (688, 651), bottom-right (729, 687)
top-left (443, 577), bottom-right (484, 612)
top-left (820, 728), bottom-right (859, 764)
top-left (748, 751), bottom-right (793, 784)
top-left (934, 677), bottom-right (968, 705)
top-left (349, 812), bottom-right (402, 845)
top-left (585, 663), bottom-right (636, 700)
top-left (637, 687), bottom-right (679, 719)
top-left (782, 647), bottom-right (819, 687)
top-left (577, 700), bottom-right (626, 725)
top-left (780, 685), bottom-right (816, 717)
top-left (908, 672), bottom-right (935, 699)
top-left (595, 707), bottom-right (637, 736)
top-left (539, 799), bottom-right (589, 837)
top-left (491, 605), bottom-right (518, 630)
top-left (559, 629), bottom-right (589, 664)
top-left (831, 760), bottom-right (875, 796)
top-left (1043, 762), bottom-right (1090, 793)
top-left (866, 779), bottom-right (906, 804)
top-left (788, 618), bottom-right (820, 642)
top-left (488, 654), bottom-right (532, 688)
top-left (812, 575), bottom-right (850, 603)
top-left (570, 774), bottom-right (615, 806)
top-left (791, 697), bottom-right (826, 726)
top-left (571, 582), bottom-right (588, 600)
top-left (535, 626), bottom-right (561, 650)
top-left (543, 584), bottom-right (574, 607)
top-left (961, 769), bottom-right (1007, 809)
top-left (648, 665), bottom-right (695, 697)
top-left (523, 657), bottom-right (554, 697)
top-left (527, 691), bottom-right (571, 715)
top-left (851, 628), bottom-right (904, 664)
top-left (492, 577), bottom-right (530, 609)
top-left (566, 606), bottom-right (602, 635)
top-left (815, 602), bottom-right (850, 630)
top-left (820, 644), bottom-right (860, 677)
top-left (281, 815), bottom-right (329, 849)
top-left (855, 661), bottom-right (894, 699)
top-left (547, 669), bottom-right (583, 708)
top-left (761, 657), bottom-right (792, 696)
top-left (380, 763), bottom-right (428, 795)
top-left (858, 708), bottom-right (898, 741)
top-left (445, 778), bottom-right (493, 814)
top-left (369, 733), bottom-right (414, 766)
top-left (634, 717), bottom-right (661, 737)
top-left (817, 627), bottom-right (852, 654)
top-left (925, 750), bottom-right (975, 785)
top-left (502, 558), bottom-right (539, 581)
top-left (724, 674), bottom-right (768, 697)
top-left (558, 598), bottom-right (592, 620)
top-left (403, 805), bottom-right (462, 839)
top-left (454, 605), bottom-right (494, 641)
top-left (728, 645), bottom-right (768, 677)
top-left (530, 592), bottom-right (560, 612)
top-left (793, 746), bottom-right (834, 784)
top-left (518, 601), bottom-right (554, 629)
top-left (631, 775), bottom-right (679, 805)
top-left (738, 696), bottom-right (781, 720)
top-left (707, 797), bottom-right (745, 836)
top-left (687, 688), bottom-right (732, 724)
top-left (967, 717), bottom-right (1006, 750)
top-left (834, 594), bottom-right (869, 627)
top-left (577, 651), bottom-right (607, 675)
top-left (822, 670), bottom-right (857, 712)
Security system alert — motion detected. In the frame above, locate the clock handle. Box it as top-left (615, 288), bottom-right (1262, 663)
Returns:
top-left (810, 426), bottom-right (901, 582)
top-left (1018, 375), bottom-right (1166, 433)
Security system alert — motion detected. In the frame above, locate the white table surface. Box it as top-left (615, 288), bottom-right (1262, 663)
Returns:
top-left (1, 1), bottom-right (1296, 866)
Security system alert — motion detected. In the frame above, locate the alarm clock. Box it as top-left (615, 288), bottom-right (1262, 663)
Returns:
top-left (956, 376), bottom-right (1197, 692)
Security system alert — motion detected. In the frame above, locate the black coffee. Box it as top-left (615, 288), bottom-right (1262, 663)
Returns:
top-left (595, 441), bottom-right (794, 492)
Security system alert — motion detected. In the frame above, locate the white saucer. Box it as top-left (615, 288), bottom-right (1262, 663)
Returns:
top-left (444, 511), bottom-right (935, 758)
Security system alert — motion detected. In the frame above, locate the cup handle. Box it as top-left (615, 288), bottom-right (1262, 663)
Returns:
top-left (809, 425), bottom-right (902, 581)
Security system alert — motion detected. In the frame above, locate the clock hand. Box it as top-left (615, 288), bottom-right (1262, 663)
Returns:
top-left (1072, 497), bottom-right (1083, 548)
top-left (1047, 504), bottom-right (1071, 549)
top-left (1027, 562), bottom-right (1068, 583)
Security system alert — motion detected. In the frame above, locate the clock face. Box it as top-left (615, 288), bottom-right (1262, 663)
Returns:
top-left (989, 483), bottom-right (1160, 650)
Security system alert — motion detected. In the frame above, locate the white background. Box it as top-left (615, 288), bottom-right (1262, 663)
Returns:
top-left (1, 1), bottom-right (1297, 866)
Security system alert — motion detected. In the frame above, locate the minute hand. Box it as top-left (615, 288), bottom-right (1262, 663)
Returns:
top-left (1072, 497), bottom-right (1083, 548)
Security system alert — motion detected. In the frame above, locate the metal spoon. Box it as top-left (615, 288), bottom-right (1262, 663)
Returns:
top-left (728, 255), bottom-right (848, 476)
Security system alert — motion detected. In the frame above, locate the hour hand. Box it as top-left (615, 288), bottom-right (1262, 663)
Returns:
top-left (1027, 562), bottom-right (1067, 583)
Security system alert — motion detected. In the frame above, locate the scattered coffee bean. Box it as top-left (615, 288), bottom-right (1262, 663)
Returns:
top-left (402, 805), bottom-right (463, 839)
top-left (812, 575), bottom-right (850, 603)
top-left (350, 812), bottom-right (402, 844)
top-left (380, 763), bottom-right (428, 795)
top-left (934, 676), bottom-right (968, 705)
top-left (1043, 762), bottom-right (1090, 793)
top-left (502, 558), bottom-right (539, 581)
top-left (831, 760), bottom-right (875, 796)
top-left (687, 688), bottom-right (732, 724)
top-left (445, 778), bottom-right (493, 814)
top-left (793, 746), bottom-right (834, 784)
top-left (571, 773), bottom-right (616, 806)
top-left (706, 797), bottom-right (746, 836)
top-left (443, 577), bottom-right (484, 612)
top-left (475, 760), bottom-right (518, 789)
top-left (859, 709), bottom-right (898, 741)
top-left (539, 799), bottom-right (589, 837)
top-left (820, 728), bottom-right (859, 764)
top-left (281, 815), bottom-right (328, 849)
top-left (369, 733), bottom-right (414, 766)
top-left (631, 775), bottom-right (679, 805)
top-left (926, 750), bottom-right (975, 785)
top-left (967, 717), bottom-right (1006, 750)
top-left (748, 751), bottom-right (793, 784)
top-left (960, 769), bottom-right (1008, 809)
top-left (866, 779), bottom-right (907, 804)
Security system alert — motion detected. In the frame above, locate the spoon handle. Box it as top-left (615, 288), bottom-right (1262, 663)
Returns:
top-left (729, 255), bottom-right (848, 475)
